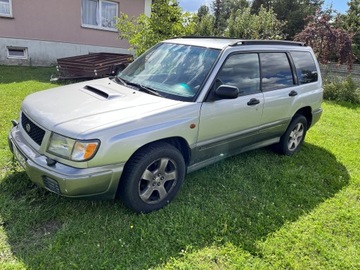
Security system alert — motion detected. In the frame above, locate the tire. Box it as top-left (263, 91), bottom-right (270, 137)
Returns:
top-left (277, 114), bottom-right (308, 156)
top-left (118, 142), bottom-right (185, 213)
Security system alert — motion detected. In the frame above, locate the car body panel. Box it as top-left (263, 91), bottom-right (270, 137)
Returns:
top-left (195, 93), bottom-right (264, 163)
top-left (8, 38), bottom-right (323, 200)
top-left (22, 78), bottom-right (186, 138)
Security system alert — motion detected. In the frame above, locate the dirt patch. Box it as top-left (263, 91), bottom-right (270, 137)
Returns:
top-left (31, 220), bottom-right (63, 238)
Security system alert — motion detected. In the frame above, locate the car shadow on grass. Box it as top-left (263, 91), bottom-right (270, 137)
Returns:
top-left (0, 143), bottom-right (350, 269)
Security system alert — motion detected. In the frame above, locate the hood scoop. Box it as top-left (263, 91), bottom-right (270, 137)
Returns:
top-left (82, 84), bottom-right (124, 100)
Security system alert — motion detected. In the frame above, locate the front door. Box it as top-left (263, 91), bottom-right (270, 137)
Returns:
top-left (195, 53), bottom-right (264, 163)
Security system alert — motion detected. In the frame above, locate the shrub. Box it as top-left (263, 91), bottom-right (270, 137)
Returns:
top-left (323, 75), bottom-right (360, 104)
top-left (116, 0), bottom-right (196, 56)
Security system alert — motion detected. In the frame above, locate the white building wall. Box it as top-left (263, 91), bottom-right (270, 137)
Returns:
top-left (0, 38), bottom-right (130, 66)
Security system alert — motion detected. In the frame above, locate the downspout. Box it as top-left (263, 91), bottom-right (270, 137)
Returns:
top-left (144, 0), bottom-right (152, 17)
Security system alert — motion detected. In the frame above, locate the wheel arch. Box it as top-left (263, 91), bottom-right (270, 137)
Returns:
top-left (156, 137), bottom-right (191, 166)
top-left (124, 137), bottom-right (191, 169)
top-left (294, 106), bottom-right (312, 129)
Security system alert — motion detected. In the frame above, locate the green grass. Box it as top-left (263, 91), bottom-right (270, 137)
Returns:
top-left (0, 65), bottom-right (359, 269)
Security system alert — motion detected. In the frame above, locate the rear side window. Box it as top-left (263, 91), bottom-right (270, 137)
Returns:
top-left (260, 53), bottom-right (295, 91)
top-left (291, 51), bottom-right (318, 84)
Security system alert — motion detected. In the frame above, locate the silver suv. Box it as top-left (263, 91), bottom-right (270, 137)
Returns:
top-left (9, 38), bottom-right (323, 212)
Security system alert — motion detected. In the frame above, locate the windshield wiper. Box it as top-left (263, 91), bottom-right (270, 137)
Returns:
top-left (113, 77), bottom-right (163, 97)
top-left (137, 84), bottom-right (163, 97)
top-left (126, 81), bottom-right (163, 97)
top-left (113, 76), bottom-right (127, 86)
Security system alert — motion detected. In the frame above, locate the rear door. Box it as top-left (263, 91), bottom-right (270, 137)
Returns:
top-left (258, 52), bottom-right (298, 139)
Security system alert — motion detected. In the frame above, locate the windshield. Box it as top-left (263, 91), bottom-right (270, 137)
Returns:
top-left (118, 42), bottom-right (220, 101)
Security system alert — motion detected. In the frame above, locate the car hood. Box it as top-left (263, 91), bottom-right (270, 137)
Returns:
top-left (22, 78), bottom-right (185, 137)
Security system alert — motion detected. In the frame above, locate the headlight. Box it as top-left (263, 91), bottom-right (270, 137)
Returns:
top-left (47, 133), bottom-right (100, 161)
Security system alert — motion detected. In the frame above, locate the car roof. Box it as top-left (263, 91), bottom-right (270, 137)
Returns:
top-left (163, 37), bottom-right (306, 50)
top-left (164, 37), bottom-right (240, 49)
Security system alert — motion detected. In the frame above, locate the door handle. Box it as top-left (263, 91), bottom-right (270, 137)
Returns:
top-left (289, 90), bottom-right (298, 97)
top-left (247, 98), bottom-right (260, 106)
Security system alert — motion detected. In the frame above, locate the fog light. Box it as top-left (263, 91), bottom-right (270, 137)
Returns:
top-left (43, 176), bottom-right (61, 194)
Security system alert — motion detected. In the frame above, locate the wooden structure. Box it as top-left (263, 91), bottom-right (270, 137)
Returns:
top-left (54, 52), bottom-right (132, 80)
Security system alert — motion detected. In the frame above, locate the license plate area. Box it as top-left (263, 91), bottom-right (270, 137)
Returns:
top-left (12, 142), bottom-right (27, 169)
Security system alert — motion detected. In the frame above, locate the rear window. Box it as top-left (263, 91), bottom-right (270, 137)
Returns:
top-left (291, 51), bottom-right (318, 84)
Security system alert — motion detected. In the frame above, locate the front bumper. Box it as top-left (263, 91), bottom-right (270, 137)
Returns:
top-left (8, 125), bottom-right (124, 199)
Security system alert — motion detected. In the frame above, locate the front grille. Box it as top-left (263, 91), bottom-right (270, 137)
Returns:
top-left (43, 177), bottom-right (61, 194)
top-left (21, 113), bottom-right (45, 145)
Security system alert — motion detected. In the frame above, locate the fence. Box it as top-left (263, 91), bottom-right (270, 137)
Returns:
top-left (321, 63), bottom-right (360, 83)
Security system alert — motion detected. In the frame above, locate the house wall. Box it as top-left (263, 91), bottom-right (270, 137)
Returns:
top-left (0, 0), bottom-right (151, 66)
top-left (0, 37), bottom-right (130, 66)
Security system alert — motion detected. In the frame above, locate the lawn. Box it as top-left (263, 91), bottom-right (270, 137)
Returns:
top-left (0, 66), bottom-right (359, 269)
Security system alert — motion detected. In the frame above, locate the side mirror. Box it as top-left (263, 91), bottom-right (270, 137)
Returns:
top-left (215, 85), bottom-right (239, 99)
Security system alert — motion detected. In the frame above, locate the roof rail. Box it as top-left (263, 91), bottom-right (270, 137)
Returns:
top-left (229, 40), bottom-right (305, 47)
top-left (174, 36), bottom-right (306, 47)
top-left (177, 36), bottom-right (239, 40)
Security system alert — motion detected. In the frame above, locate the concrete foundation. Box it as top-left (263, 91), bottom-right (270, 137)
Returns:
top-left (0, 37), bottom-right (130, 66)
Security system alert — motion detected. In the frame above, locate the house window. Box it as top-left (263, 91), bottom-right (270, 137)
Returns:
top-left (7, 47), bottom-right (28, 59)
top-left (0, 0), bottom-right (12, 17)
top-left (81, 0), bottom-right (118, 30)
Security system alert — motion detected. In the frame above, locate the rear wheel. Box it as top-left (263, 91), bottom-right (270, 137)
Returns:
top-left (118, 142), bottom-right (185, 213)
top-left (277, 114), bottom-right (308, 156)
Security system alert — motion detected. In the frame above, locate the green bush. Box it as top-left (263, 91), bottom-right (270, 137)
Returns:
top-left (324, 75), bottom-right (360, 104)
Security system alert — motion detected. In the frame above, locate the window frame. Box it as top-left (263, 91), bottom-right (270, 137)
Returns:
top-left (7, 47), bottom-right (28, 59)
top-left (0, 0), bottom-right (13, 17)
top-left (81, 0), bottom-right (119, 31)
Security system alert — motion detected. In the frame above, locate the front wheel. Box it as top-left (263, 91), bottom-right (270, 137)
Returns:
top-left (277, 114), bottom-right (308, 156)
top-left (118, 142), bottom-right (185, 213)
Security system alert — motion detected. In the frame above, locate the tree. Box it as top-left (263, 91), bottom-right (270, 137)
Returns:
top-left (212, 0), bottom-right (226, 35)
top-left (116, 0), bottom-right (196, 56)
top-left (149, 0), bottom-right (183, 38)
top-left (344, 0), bottom-right (360, 62)
top-left (250, 0), bottom-right (272, 14)
top-left (196, 14), bottom-right (216, 36)
top-left (294, 9), bottom-right (354, 68)
top-left (345, 0), bottom-right (360, 31)
top-left (226, 6), bottom-right (286, 39)
top-left (194, 5), bottom-right (215, 36)
top-left (272, 0), bottom-right (324, 39)
top-left (211, 0), bottom-right (249, 36)
top-left (197, 4), bottom-right (210, 21)
top-left (227, 0), bottom-right (249, 12)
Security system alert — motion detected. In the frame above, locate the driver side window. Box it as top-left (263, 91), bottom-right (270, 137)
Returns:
top-left (215, 53), bottom-right (261, 96)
